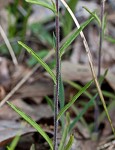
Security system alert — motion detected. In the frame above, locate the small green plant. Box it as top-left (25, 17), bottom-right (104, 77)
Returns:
top-left (7, 0), bottom-right (115, 149)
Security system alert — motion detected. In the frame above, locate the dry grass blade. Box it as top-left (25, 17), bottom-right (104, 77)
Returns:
top-left (0, 25), bottom-right (18, 66)
top-left (60, 0), bottom-right (115, 135)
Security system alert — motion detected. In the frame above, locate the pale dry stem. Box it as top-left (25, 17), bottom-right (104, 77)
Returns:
top-left (0, 25), bottom-right (18, 66)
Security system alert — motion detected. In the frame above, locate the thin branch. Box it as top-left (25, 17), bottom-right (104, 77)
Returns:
top-left (60, 0), bottom-right (115, 135)
top-left (54, 0), bottom-right (60, 149)
top-left (0, 25), bottom-right (18, 66)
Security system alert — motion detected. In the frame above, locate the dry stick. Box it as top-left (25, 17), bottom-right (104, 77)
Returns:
top-left (0, 25), bottom-right (18, 66)
top-left (94, 0), bottom-right (106, 133)
top-left (0, 51), bottom-right (54, 107)
top-left (54, 0), bottom-right (60, 149)
top-left (60, 0), bottom-right (115, 135)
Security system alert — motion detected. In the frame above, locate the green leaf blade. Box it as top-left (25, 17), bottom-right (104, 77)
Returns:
top-left (60, 17), bottom-right (94, 57)
top-left (64, 135), bottom-right (74, 150)
top-left (57, 80), bottom-right (93, 120)
top-left (26, 0), bottom-right (56, 12)
top-left (7, 102), bottom-right (53, 150)
top-left (18, 41), bottom-right (56, 84)
top-left (69, 94), bottom-right (97, 131)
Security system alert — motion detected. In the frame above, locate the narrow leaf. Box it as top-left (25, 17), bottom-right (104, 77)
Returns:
top-left (57, 80), bottom-right (93, 120)
top-left (59, 113), bottom-right (70, 150)
top-left (18, 41), bottom-right (56, 84)
top-left (60, 17), bottom-right (94, 57)
top-left (64, 135), bottom-right (74, 150)
top-left (69, 94), bottom-right (97, 131)
top-left (8, 135), bottom-right (20, 150)
top-left (45, 96), bottom-right (54, 111)
top-left (7, 102), bottom-right (53, 150)
top-left (26, 0), bottom-right (56, 12)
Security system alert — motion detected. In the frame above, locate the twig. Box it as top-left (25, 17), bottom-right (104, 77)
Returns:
top-left (0, 25), bottom-right (18, 66)
top-left (60, 0), bottom-right (115, 135)
top-left (54, 0), bottom-right (60, 149)
top-left (0, 51), bottom-right (54, 107)
top-left (94, 0), bottom-right (106, 133)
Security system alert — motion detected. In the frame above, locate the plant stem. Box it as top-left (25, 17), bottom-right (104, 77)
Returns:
top-left (54, 0), bottom-right (60, 149)
top-left (94, 0), bottom-right (105, 132)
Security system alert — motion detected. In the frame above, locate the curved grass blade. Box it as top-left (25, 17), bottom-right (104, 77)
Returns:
top-left (26, 0), bottom-right (56, 12)
top-left (60, 17), bottom-right (94, 57)
top-left (7, 135), bottom-right (20, 150)
top-left (64, 135), bottom-right (74, 150)
top-left (7, 101), bottom-right (53, 150)
top-left (18, 41), bottom-right (56, 84)
top-left (57, 80), bottom-right (93, 120)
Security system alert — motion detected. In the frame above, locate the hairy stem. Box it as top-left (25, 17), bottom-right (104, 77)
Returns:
top-left (54, 0), bottom-right (60, 149)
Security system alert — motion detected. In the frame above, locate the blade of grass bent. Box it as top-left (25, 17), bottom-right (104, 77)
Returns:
top-left (83, 7), bottom-right (101, 26)
top-left (7, 101), bottom-right (53, 150)
top-left (64, 135), bottom-right (74, 150)
top-left (60, 17), bottom-right (94, 57)
top-left (57, 80), bottom-right (93, 120)
top-left (26, 0), bottom-right (56, 12)
top-left (18, 41), bottom-right (56, 84)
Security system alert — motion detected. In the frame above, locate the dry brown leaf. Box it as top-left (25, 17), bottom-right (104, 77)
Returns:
top-left (13, 79), bottom-right (54, 99)
top-left (55, 61), bottom-right (115, 90)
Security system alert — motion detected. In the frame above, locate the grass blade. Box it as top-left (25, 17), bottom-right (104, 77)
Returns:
top-left (26, 0), bottom-right (56, 12)
top-left (57, 80), bottom-right (93, 120)
top-left (69, 94), bottom-right (97, 132)
top-left (7, 101), bottom-right (53, 150)
top-left (58, 113), bottom-right (70, 150)
top-left (7, 135), bottom-right (20, 150)
top-left (45, 96), bottom-right (54, 111)
top-left (60, 17), bottom-right (94, 57)
top-left (64, 135), bottom-right (74, 150)
top-left (18, 41), bottom-right (56, 84)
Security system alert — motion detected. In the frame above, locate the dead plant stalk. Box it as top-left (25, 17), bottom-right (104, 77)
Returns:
top-left (0, 25), bottom-right (18, 66)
